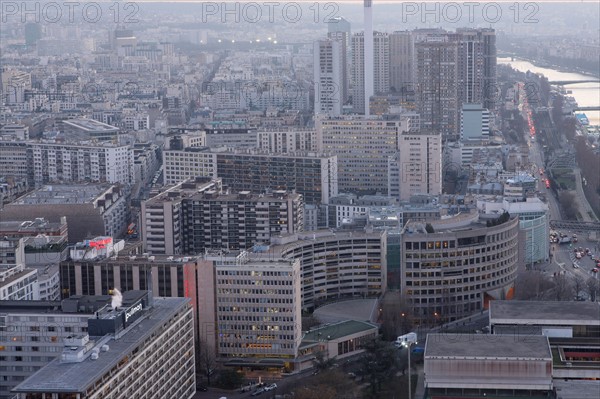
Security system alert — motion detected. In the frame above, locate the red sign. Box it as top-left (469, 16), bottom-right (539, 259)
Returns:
top-left (89, 237), bottom-right (112, 249)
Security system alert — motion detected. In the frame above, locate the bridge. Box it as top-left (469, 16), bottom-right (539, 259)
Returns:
top-left (550, 220), bottom-right (600, 233)
top-left (574, 106), bottom-right (600, 111)
top-left (550, 80), bottom-right (600, 85)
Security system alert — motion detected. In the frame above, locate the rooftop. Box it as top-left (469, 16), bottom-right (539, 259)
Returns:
top-left (302, 320), bottom-right (378, 343)
top-left (11, 184), bottom-right (113, 205)
top-left (13, 297), bottom-right (188, 394)
top-left (63, 118), bottom-right (119, 132)
top-left (490, 300), bottom-right (600, 325)
top-left (425, 334), bottom-right (552, 360)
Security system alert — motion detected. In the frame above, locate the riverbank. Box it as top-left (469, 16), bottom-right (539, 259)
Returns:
top-left (499, 53), bottom-right (600, 79)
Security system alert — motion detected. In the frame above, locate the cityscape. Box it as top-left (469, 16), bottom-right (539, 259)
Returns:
top-left (1, 1), bottom-right (599, 399)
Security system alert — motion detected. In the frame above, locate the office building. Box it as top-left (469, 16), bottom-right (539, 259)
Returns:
top-left (400, 215), bottom-right (519, 326)
top-left (13, 293), bottom-right (195, 399)
top-left (460, 103), bottom-right (490, 142)
top-left (212, 254), bottom-right (302, 366)
top-left (266, 229), bottom-right (387, 311)
top-left (317, 115), bottom-right (409, 195)
top-left (141, 178), bottom-right (222, 255)
top-left (256, 129), bottom-right (317, 153)
top-left (181, 190), bottom-right (303, 254)
top-left (0, 296), bottom-right (110, 399)
top-left (393, 130), bottom-right (442, 201)
top-left (477, 197), bottom-right (549, 264)
top-left (415, 37), bottom-right (459, 141)
top-left (314, 38), bottom-right (344, 116)
top-left (1, 184), bottom-right (128, 243)
top-left (363, 0), bottom-right (374, 115)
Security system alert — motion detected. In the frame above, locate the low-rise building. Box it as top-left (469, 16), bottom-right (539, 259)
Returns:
top-left (0, 264), bottom-right (39, 300)
top-left (424, 334), bottom-right (553, 397)
top-left (1, 184), bottom-right (128, 243)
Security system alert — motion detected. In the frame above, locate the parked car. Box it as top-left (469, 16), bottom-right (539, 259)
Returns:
top-left (251, 388), bottom-right (265, 396)
top-left (264, 383), bottom-right (278, 391)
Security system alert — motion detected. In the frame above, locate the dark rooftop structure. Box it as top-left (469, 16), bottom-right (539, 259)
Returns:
top-left (490, 300), bottom-right (600, 325)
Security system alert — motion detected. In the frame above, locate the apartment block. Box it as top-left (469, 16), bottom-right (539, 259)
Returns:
top-left (317, 115), bottom-right (409, 195)
top-left (256, 129), bottom-right (318, 153)
top-left (163, 147), bottom-right (218, 185)
top-left (181, 190), bottom-right (303, 254)
top-left (0, 264), bottom-right (39, 300)
top-left (141, 178), bottom-right (222, 255)
top-left (394, 130), bottom-right (442, 201)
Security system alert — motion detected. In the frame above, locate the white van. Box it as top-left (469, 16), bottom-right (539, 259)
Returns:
top-left (395, 332), bottom-right (417, 347)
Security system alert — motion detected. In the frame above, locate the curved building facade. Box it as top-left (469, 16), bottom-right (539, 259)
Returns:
top-left (400, 216), bottom-right (519, 326)
top-left (269, 230), bottom-right (387, 311)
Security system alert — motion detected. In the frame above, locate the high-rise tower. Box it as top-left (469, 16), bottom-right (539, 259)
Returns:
top-left (364, 0), bottom-right (374, 115)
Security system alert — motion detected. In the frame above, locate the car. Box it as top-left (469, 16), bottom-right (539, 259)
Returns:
top-left (264, 383), bottom-right (278, 391)
top-left (592, 268), bottom-right (598, 273)
top-left (573, 263), bottom-right (579, 269)
top-left (251, 388), bottom-right (265, 396)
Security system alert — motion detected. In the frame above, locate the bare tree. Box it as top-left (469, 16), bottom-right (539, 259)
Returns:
top-left (197, 336), bottom-right (216, 386)
top-left (380, 292), bottom-right (413, 341)
top-left (572, 275), bottom-right (585, 299)
top-left (515, 271), bottom-right (553, 300)
top-left (553, 273), bottom-right (573, 301)
top-left (586, 277), bottom-right (599, 302)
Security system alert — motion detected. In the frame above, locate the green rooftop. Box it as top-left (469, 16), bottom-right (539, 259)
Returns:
top-left (302, 320), bottom-right (378, 342)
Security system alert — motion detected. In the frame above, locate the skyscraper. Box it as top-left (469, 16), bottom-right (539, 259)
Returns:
top-left (352, 32), bottom-right (389, 115)
top-left (364, 0), bottom-right (374, 115)
top-left (314, 39), bottom-right (344, 116)
top-left (327, 16), bottom-right (351, 104)
top-left (389, 31), bottom-right (414, 93)
top-left (415, 36), bottom-right (459, 141)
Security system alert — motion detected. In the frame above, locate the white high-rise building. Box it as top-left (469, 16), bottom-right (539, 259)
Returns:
top-left (314, 39), bottom-right (344, 116)
top-left (364, 0), bottom-right (374, 115)
top-left (396, 130), bottom-right (442, 201)
top-left (352, 31), bottom-right (389, 115)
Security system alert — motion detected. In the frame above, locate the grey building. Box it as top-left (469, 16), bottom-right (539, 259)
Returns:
top-left (0, 296), bottom-right (110, 399)
top-left (12, 293), bottom-right (195, 399)
top-left (181, 190), bottom-right (303, 254)
top-left (0, 185), bottom-right (128, 243)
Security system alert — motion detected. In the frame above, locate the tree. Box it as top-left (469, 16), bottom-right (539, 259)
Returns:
top-left (380, 292), bottom-right (413, 341)
top-left (586, 277), bottom-right (599, 302)
top-left (553, 273), bottom-right (573, 301)
top-left (572, 275), bottom-right (585, 299)
top-left (360, 338), bottom-right (398, 394)
top-left (514, 271), bottom-right (553, 300)
top-left (558, 192), bottom-right (578, 220)
top-left (312, 350), bottom-right (335, 372)
top-left (215, 369), bottom-right (243, 389)
top-left (197, 337), bottom-right (216, 386)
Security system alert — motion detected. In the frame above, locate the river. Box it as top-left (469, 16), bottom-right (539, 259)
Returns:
top-left (498, 57), bottom-right (600, 126)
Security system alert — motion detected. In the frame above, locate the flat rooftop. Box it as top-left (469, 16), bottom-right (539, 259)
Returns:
top-left (302, 320), bottom-right (378, 343)
top-left (13, 297), bottom-right (188, 394)
top-left (425, 334), bottom-right (551, 360)
top-left (63, 118), bottom-right (119, 132)
top-left (490, 300), bottom-right (600, 325)
top-left (554, 380), bottom-right (600, 399)
top-left (11, 185), bottom-right (113, 205)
